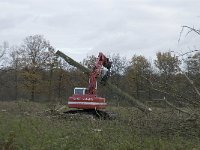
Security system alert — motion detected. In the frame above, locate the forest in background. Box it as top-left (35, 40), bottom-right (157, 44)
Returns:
top-left (0, 33), bottom-right (199, 111)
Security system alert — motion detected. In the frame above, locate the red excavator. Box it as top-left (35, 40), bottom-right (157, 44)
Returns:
top-left (68, 52), bottom-right (112, 109)
top-left (56, 51), bottom-right (112, 110)
top-left (56, 50), bottom-right (151, 118)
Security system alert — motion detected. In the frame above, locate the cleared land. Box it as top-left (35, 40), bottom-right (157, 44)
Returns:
top-left (0, 101), bottom-right (200, 150)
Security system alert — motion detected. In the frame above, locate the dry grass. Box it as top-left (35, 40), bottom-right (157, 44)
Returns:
top-left (0, 100), bottom-right (200, 149)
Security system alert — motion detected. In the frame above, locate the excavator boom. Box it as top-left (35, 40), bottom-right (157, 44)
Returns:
top-left (56, 50), bottom-right (90, 74)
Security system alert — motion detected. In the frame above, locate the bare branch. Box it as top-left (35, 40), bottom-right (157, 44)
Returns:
top-left (182, 72), bottom-right (200, 98)
top-left (179, 25), bottom-right (200, 43)
top-left (182, 25), bottom-right (200, 35)
top-left (141, 75), bottom-right (200, 105)
top-left (0, 48), bottom-right (6, 59)
top-left (178, 26), bottom-right (185, 43)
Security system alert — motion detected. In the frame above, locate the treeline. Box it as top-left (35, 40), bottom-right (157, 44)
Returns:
top-left (0, 35), bottom-right (200, 107)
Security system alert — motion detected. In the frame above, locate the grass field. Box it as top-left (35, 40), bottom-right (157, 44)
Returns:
top-left (0, 100), bottom-right (200, 150)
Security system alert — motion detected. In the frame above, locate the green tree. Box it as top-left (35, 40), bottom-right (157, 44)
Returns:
top-left (154, 51), bottom-right (181, 76)
top-left (154, 51), bottom-right (181, 99)
top-left (110, 53), bottom-right (128, 75)
top-left (126, 55), bottom-right (152, 100)
top-left (185, 52), bottom-right (200, 75)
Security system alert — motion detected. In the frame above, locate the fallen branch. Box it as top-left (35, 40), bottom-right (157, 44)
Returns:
top-left (164, 99), bottom-right (192, 116)
top-left (182, 72), bottom-right (200, 98)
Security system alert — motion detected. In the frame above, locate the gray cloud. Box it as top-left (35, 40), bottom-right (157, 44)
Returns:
top-left (0, 0), bottom-right (200, 61)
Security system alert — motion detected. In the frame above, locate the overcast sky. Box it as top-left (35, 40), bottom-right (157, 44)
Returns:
top-left (0, 0), bottom-right (200, 61)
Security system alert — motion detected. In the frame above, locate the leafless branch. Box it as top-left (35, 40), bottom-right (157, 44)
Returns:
top-left (179, 25), bottom-right (200, 43)
top-left (182, 72), bottom-right (200, 98)
top-left (141, 76), bottom-right (200, 106)
top-left (182, 25), bottom-right (200, 35)
top-left (0, 48), bottom-right (6, 59)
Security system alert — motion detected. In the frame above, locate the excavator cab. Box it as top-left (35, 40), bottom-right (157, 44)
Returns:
top-left (74, 87), bottom-right (87, 95)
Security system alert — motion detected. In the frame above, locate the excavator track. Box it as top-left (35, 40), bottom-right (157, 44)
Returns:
top-left (63, 109), bottom-right (117, 120)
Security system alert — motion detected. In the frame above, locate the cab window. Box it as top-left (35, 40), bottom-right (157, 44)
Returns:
top-left (74, 89), bottom-right (84, 95)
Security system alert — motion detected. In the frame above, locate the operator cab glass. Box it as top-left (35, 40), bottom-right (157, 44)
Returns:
top-left (74, 88), bottom-right (87, 95)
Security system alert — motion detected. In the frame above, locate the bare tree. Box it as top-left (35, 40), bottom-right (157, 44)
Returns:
top-left (0, 42), bottom-right (7, 58)
top-left (0, 42), bottom-right (6, 65)
top-left (0, 49), bottom-right (5, 59)
top-left (18, 35), bottom-right (53, 101)
top-left (9, 46), bottom-right (21, 100)
top-left (178, 25), bottom-right (200, 99)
